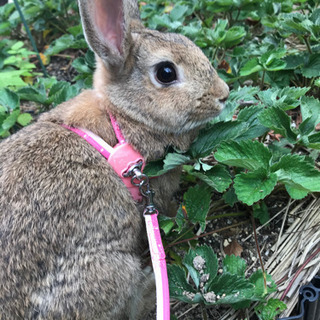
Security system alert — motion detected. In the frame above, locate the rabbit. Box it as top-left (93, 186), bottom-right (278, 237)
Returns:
top-left (0, 0), bottom-right (229, 319)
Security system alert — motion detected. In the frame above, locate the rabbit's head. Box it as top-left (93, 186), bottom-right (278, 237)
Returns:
top-left (78, 0), bottom-right (229, 134)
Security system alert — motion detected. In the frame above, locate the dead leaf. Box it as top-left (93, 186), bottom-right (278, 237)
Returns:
top-left (218, 60), bottom-right (232, 74)
top-left (224, 239), bottom-right (243, 257)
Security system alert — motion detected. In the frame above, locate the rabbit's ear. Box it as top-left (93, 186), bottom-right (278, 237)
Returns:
top-left (78, 0), bottom-right (140, 69)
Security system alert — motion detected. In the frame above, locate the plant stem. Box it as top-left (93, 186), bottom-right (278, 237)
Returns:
top-left (235, 9), bottom-right (241, 23)
top-left (303, 36), bottom-right (313, 54)
top-left (251, 212), bottom-right (267, 291)
top-left (260, 70), bottom-right (266, 90)
top-left (50, 22), bottom-right (68, 34)
top-left (13, 0), bottom-right (48, 77)
top-left (165, 220), bottom-right (250, 249)
top-left (206, 211), bottom-right (246, 221)
top-left (201, 305), bottom-right (208, 320)
top-left (212, 47), bottom-right (219, 62)
top-left (167, 225), bottom-right (195, 247)
top-left (194, 11), bottom-right (210, 28)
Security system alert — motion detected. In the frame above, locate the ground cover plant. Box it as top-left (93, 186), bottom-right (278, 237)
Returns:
top-left (1, 0), bottom-right (320, 319)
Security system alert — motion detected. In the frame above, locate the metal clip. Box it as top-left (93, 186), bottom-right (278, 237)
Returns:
top-left (125, 164), bottom-right (158, 215)
top-left (123, 161), bottom-right (143, 178)
top-left (143, 188), bottom-right (158, 216)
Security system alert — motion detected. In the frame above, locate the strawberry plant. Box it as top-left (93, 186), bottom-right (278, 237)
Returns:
top-left (1, 0), bottom-right (320, 319)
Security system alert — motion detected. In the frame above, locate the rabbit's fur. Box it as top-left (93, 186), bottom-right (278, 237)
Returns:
top-left (0, 0), bottom-right (229, 319)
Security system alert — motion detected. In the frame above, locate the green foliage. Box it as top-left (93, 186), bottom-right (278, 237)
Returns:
top-left (141, 1), bottom-right (320, 317)
top-left (168, 245), bottom-right (278, 308)
top-left (255, 298), bottom-right (287, 320)
top-left (0, 40), bottom-right (40, 88)
top-left (0, 88), bottom-right (32, 137)
top-left (2, 0), bottom-right (320, 318)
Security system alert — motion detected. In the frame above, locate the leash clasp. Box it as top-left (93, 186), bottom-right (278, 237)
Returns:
top-left (125, 164), bottom-right (158, 215)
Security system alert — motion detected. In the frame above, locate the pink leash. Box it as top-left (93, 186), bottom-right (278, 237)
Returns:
top-left (62, 116), bottom-right (170, 320)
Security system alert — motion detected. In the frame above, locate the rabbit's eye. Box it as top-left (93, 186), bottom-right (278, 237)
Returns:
top-left (155, 62), bottom-right (177, 85)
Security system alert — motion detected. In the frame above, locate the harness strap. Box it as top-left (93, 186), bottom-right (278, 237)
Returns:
top-left (61, 116), bottom-right (170, 320)
top-left (61, 124), bottom-right (144, 201)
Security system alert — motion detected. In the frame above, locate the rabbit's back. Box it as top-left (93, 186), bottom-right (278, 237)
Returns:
top-left (0, 122), bottom-right (144, 319)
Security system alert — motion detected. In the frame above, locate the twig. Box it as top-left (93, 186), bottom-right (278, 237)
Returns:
top-left (177, 304), bottom-right (199, 319)
top-left (274, 198), bottom-right (292, 255)
top-left (243, 201), bottom-right (295, 242)
top-left (280, 246), bottom-right (320, 300)
top-left (251, 212), bottom-right (267, 291)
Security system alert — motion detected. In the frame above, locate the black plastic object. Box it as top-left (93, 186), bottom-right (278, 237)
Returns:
top-left (279, 275), bottom-right (320, 320)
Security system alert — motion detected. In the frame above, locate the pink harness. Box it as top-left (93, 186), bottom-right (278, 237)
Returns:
top-left (62, 115), bottom-right (170, 320)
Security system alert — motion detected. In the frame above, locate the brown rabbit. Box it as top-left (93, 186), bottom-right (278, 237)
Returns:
top-left (0, 0), bottom-right (229, 319)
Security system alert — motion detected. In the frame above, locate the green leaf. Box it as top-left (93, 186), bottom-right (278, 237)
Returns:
top-left (253, 202), bottom-right (270, 225)
top-left (183, 245), bottom-right (218, 290)
top-left (234, 169), bottom-right (278, 206)
top-left (17, 86), bottom-right (47, 104)
top-left (255, 298), bottom-right (287, 320)
top-left (167, 264), bottom-right (197, 303)
top-left (236, 105), bottom-right (269, 140)
top-left (17, 113), bottom-right (32, 127)
top-left (144, 153), bottom-right (190, 177)
top-left (0, 88), bottom-right (19, 111)
top-left (224, 26), bottom-right (246, 48)
top-left (215, 140), bottom-right (272, 171)
top-left (144, 159), bottom-right (167, 177)
top-left (10, 41), bottom-right (24, 51)
top-left (223, 187), bottom-right (238, 207)
top-left (48, 82), bottom-right (79, 106)
top-left (175, 204), bottom-right (187, 233)
top-left (299, 115), bottom-right (318, 136)
top-left (300, 96), bottom-right (320, 123)
top-left (308, 132), bottom-right (320, 149)
top-left (67, 24), bottom-right (83, 37)
top-left (258, 107), bottom-right (297, 143)
top-left (258, 87), bottom-right (310, 110)
top-left (183, 185), bottom-right (211, 231)
top-left (45, 34), bottom-right (87, 56)
top-left (169, 4), bottom-right (189, 21)
top-left (283, 54), bottom-right (306, 70)
top-left (206, 273), bottom-right (254, 305)
top-left (223, 255), bottom-right (247, 277)
top-left (163, 153), bottom-right (191, 171)
top-left (228, 86), bottom-right (260, 103)
top-left (301, 54), bottom-right (320, 78)
top-left (213, 100), bottom-right (238, 123)
top-left (271, 154), bottom-right (320, 193)
top-left (190, 121), bottom-right (249, 158)
top-left (1, 109), bottom-right (20, 133)
top-left (72, 57), bottom-right (92, 74)
top-left (190, 165), bottom-right (232, 193)
top-left (285, 185), bottom-right (309, 200)
top-left (260, 48), bottom-right (286, 68)
top-left (250, 270), bottom-right (277, 298)
top-left (158, 215), bottom-right (175, 235)
top-left (268, 140), bottom-right (292, 164)
top-left (240, 58), bottom-right (263, 76)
